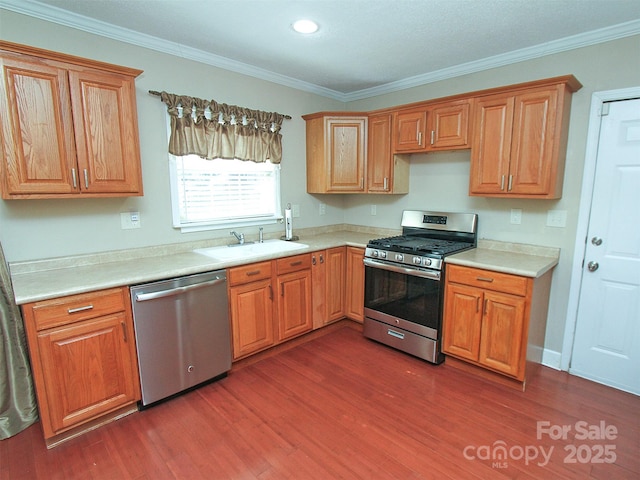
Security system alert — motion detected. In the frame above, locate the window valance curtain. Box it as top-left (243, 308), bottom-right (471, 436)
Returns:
top-left (152, 91), bottom-right (289, 164)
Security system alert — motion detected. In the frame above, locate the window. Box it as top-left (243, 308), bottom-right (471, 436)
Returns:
top-left (169, 154), bottom-right (282, 232)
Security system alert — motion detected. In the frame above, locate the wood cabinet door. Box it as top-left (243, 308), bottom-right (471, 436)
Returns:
top-left (36, 312), bottom-right (139, 436)
top-left (393, 109), bottom-right (427, 152)
top-left (0, 56), bottom-right (78, 196)
top-left (311, 251), bottom-right (327, 329)
top-left (69, 69), bottom-right (142, 194)
top-left (326, 117), bottom-right (366, 192)
top-left (229, 279), bottom-right (275, 359)
top-left (345, 247), bottom-right (365, 322)
top-left (326, 247), bottom-right (346, 322)
top-left (442, 283), bottom-right (483, 361)
top-left (479, 290), bottom-right (526, 378)
top-left (428, 100), bottom-right (470, 150)
top-left (508, 88), bottom-right (558, 196)
top-left (469, 94), bottom-right (515, 195)
top-left (276, 269), bottom-right (312, 341)
top-left (367, 113), bottom-right (392, 192)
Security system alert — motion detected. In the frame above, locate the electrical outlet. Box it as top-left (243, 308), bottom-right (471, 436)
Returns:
top-left (371, 205), bottom-right (377, 216)
top-left (319, 203), bottom-right (326, 216)
top-left (546, 210), bottom-right (567, 228)
top-left (510, 208), bottom-right (522, 225)
top-left (292, 204), bottom-right (300, 217)
top-left (120, 211), bottom-right (141, 229)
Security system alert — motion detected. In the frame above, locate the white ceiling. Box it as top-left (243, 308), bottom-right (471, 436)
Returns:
top-left (2, 0), bottom-right (640, 101)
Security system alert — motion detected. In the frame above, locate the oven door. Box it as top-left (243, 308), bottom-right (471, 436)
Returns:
top-left (363, 258), bottom-right (443, 340)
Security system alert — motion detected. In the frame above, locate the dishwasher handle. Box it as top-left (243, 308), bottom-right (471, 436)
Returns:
top-left (134, 277), bottom-right (226, 302)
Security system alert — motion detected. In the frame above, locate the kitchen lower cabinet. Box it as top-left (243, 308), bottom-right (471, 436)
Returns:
top-left (345, 247), bottom-right (365, 323)
top-left (229, 254), bottom-right (313, 360)
top-left (0, 41), bottom-right (143, 199)
top-left (228, 261), bottom-right (275, 360)
top-left (21, 287), bottom-right (140, 444)
top-left (275, 254), bottom-right (313, 341)
top-left (311, 247), bottom-right (346, 329)
top-left (442, 264), bottom-right (552, 386)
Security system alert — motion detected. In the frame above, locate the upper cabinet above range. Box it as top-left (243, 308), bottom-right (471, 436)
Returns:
top-left (303, 75), bottom-right (581, 198)
top-left (0, 41), bottom-right (144, 199)
top-left (393, 98), bottom-right (471, 153)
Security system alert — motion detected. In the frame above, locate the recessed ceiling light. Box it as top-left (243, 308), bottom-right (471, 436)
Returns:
top-left (293, 19), bottom-right (319, 34)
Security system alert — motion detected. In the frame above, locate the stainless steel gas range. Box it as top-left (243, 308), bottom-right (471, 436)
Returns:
top-left (363, 210), bottom-right (478, 364)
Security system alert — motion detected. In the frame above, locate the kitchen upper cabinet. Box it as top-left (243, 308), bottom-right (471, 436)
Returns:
top-left (442, 264), bottom-right (553, 386)
top-left (345, 246), bottom-right (365, 323)
top-left (311, 247), bottom-right (346, 329)
top-left (393, 99), bottom-right (471, 153)
top-left (0, 41), bottom-right (143, 199)
top-left (469, 76), bottom-right (581, 198)
top-left (304, 112), bottom-right (367, 193)
top-left (21, 287), bottom-right (140, 444)
top-left (367, 112), bottom-right (409, 194)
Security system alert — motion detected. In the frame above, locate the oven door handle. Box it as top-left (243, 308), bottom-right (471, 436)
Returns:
top-left (363, 258), bottom-right (441, 281)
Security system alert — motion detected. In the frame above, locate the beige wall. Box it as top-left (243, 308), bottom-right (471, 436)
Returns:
top-left (2, 9), bottom-right (639, 358)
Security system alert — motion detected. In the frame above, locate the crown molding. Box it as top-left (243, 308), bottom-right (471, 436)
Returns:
top-left (2, 0), bottom-right (639, 103)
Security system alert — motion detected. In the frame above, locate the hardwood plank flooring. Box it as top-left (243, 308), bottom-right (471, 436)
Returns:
top-left (1, 321), bottom-right (638, 479)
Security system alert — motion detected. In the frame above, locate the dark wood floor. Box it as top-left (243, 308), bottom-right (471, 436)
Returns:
top-left (2, 321), bottom-right (639, 479)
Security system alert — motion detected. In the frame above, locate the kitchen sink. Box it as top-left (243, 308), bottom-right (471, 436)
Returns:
top-left (194, 239), bottom-right (309, 261)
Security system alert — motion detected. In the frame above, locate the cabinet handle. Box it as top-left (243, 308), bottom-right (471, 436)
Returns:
top-left (383, 177), bottom-right (388, 190)
top-left (246, 270), bottom-right (261, 277)
top-left (430, 130), bottom-right (435, 145)
top-left (417, 131), bottom-right (423, 146)
top-left (312, 256), bottom-right (316, 265)
top-left (71, 168), bottom-right (77, 188)
top-left (269, 285), bottom-right (273, 300)
top-left (121, 321), bottom-right (127, 343)
top-left (484, 298), bottom-right (488, 315)
top-left (83, 169), bottom-right (89, 189)
top-left (360, 178), bottom-right (364, 189)
top-left (508, 175), bottom-right (513, 191)
top-left (289, 261), bottom-right (302, 267)
top-left (319, 254), bottom-right (324, 264)
top-left (476, 277), bottom-right (494, 282)
top-left (500, 175), bottom-right (505, 191)
top-left (67, 304), bottom-right (93, 314)
top-left (476, 297), bottom-right (481, 313)
top-left (280, 283), bottom-right (285, 297)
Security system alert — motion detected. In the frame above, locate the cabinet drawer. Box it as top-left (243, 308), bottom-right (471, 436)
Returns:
top-left (446, 264), bottom-right (529, 296)
top-left (228, 261), bottom-right (272, 286)
top-left (29, 288), bottom-right (127, 331)
top-left (276, 253), bottom-right (311, 275)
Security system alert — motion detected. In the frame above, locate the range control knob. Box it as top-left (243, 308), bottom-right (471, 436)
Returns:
top-left (380, 251), bottom-right (387, 259)
top-left (413, 257), bottom-right (422, 265)
top-left (371, 250), bottom-right (378, 257)
top-left (395, 253), bottom-right (404, 262)
top-left (423, 258), bottom-right (432, 266)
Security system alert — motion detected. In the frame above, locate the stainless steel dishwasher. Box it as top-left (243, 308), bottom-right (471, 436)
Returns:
top-left (130, 270), bottom-right (231, 407)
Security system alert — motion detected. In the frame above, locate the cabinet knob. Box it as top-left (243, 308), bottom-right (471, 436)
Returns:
top-left (591, 237), bottom-right (603, 246)
top-left (587, 261), bottom-right (599, 272)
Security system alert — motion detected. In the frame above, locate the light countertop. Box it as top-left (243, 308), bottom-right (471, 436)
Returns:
top-left (445, 239), bottom-right (560, 278)
top-left (9, 232), bottom-right (560, 305)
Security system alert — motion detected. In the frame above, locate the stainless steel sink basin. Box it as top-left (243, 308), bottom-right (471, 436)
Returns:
top-left (194, 239), bottom-right (308, 261)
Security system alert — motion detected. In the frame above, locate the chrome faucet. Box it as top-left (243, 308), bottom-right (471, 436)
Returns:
top-left (230, 231), bottom-right (245, 245)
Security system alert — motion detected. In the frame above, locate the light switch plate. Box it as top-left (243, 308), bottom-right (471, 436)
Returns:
top-left (319, 203), bottom-right (326, 216)
top-left (510, 209), bottom-right (522, 225)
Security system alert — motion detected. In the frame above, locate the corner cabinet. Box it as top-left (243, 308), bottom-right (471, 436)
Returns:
top-left (442, 264), bottom-right (553, 387)
top-left (21, 287), bottom-right (141, 444)
top-left (303, 111), bottom-right (408, 194)
top-left (345, 246), bottom-right (365, 322)
top-left (311, 247), bottom-right (346, 329)
top-left (469, 76), bottom-right (582, 199)
top-left (0, 41), bottom-right (143, 199)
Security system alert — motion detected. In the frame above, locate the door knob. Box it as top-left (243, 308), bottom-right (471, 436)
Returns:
top-left (591, 237), bottom-right (603, 246)
top-left (587, 261), bottom-right (599, 272)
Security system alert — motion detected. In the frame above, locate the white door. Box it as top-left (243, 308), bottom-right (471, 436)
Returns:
top-left (570, 98), bottom-right (640, 395)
